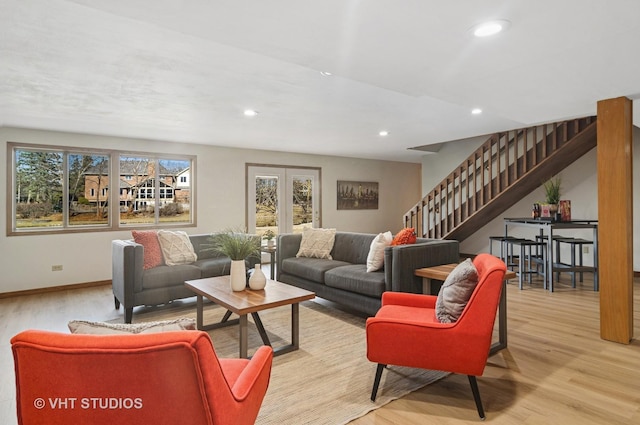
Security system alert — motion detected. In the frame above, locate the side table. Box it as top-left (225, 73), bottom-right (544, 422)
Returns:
top-left (414, 263), bottom-right (515, 355)
top-left (261, 246), bottom-right (277, 279)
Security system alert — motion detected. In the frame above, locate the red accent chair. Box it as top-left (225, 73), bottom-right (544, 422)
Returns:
top-left (366, 253), bottom-right (506, 419)
top-left (11, 330), bottom-right (273, 425)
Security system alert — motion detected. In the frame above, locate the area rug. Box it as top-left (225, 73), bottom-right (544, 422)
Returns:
top-left (125, 299), bottom-right (449, 425)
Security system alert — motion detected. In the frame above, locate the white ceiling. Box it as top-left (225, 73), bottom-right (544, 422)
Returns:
top-left (1, 0), bottom-right (639, 163)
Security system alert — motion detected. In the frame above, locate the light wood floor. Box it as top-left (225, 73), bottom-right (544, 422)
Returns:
top-left (1, 274), bottom-right (639, 424)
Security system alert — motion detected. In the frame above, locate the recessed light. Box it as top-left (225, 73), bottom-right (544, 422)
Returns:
top-left (471, 108), bottom-right (482, 115)
top-left (320, 71), bottom-right (333, 77)
top-left (379, 130), bottom-right (389, 137)
top-left (244, 109), bottom-right (258, 117)
top-left (471, 19), bottom-right (511, 37)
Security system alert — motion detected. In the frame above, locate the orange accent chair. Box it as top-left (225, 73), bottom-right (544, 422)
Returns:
top-left (11, 330), bottom-right (273, 425)
top-left (366, 253), bottom-right (506, 419)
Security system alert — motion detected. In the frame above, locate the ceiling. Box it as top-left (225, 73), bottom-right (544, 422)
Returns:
top-left (2, 0), bottom-right (639, 163)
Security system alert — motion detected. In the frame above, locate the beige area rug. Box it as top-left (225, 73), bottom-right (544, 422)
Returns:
top-left (125, 299), bottom-right (449, 425)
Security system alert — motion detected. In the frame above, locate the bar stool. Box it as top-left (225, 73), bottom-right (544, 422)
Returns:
top-left (535, 234), bottom-right (571, 279)
top-left (506, 239), bottom-right (547, 289)
top-left (489, 235), bottom-right (520, 263)
top-left (556, 237), bottom-right (595, 288)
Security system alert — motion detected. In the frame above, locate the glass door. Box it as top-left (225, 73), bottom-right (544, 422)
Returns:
top-left (247, 165), bottom-right (320, 239)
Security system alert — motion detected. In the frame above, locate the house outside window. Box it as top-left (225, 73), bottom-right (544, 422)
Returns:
top-left (8, 142), bottom-right (195, 235)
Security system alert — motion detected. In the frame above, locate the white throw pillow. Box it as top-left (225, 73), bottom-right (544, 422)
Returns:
top-left (157, 230), bottom-right (198, 265)
top-left (366, 231), bottom-right (393, 272)
top-left (68, 318), bottom-right (196, 335)
top-left (296, 228), bottom-right (336, 259)
top-left (435, 258), bottom-right (479, 323)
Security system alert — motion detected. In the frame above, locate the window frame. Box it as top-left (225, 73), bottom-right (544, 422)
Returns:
top-left (7, 142), bottom-right (197, 236)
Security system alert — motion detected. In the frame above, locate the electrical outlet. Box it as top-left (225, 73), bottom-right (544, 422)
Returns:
top-left (582, 246), bottom-right (589, 254)
top-left (51, 265), bottom-right (63, 271)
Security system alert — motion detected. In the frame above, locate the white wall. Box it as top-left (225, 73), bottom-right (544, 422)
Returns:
top-left (422, 127), bottom-right (640, 271)
top-left (0, 127), bottom-right (420, 293)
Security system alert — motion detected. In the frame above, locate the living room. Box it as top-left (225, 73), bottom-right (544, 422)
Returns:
top-left (2, 1), bottom-right (640, 424)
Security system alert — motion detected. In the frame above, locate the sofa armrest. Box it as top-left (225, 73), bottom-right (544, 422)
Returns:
top-left (111, 240), bottom-right (144, 307)
top-left (276, 233), bottom-right (302, 280)
top-left (384, 239), bottom-right (459, 294)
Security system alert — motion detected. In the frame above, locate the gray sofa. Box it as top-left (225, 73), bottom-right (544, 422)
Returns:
top-left (112, 233), bottom-right (257, 323)
top-left (276, 231), bottom-right (460, 316)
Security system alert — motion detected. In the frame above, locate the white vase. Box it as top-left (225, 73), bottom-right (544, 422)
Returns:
top-left (267, 239), bottom-right (275, 248)
top-left (230, 260), bottom-right (247, 291)
top-left (249, 263), bottom-right (267, 290)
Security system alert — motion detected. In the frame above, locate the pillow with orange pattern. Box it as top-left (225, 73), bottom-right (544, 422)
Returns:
top-left (390, 227), bottom-right (417, 246)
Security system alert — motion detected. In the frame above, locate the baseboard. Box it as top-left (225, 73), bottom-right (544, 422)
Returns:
top-left (0, 280), bottom-right (111, 299)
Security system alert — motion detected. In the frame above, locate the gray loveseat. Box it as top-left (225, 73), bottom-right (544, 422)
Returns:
top-left (276, 231), bottom-right (459, 316)
top-left (112, 233), bottom-right (256, 323)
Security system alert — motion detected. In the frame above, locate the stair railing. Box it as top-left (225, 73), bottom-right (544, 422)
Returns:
top-left (404, 116), bottom-right (596, 240)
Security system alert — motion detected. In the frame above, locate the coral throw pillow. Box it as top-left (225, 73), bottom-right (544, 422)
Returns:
top-left (391, 227), bottom-right (417, 246)
top-left (132, 230), bottom-right (164, 270)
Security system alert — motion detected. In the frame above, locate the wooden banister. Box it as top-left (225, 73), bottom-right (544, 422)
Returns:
top-left (404, 116), bottom-right (597, 241)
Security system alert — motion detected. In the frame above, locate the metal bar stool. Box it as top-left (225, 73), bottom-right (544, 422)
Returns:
top-left (535, 234), bottom-right (571, 280)
top-left (507, 239), bottom-right (547, 289)
top-left (556, 237), bottom-right (595, 289)
top-left (489, 236), bottom-right (520, 263)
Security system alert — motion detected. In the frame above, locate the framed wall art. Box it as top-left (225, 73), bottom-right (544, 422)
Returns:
top-left (337, 180), bottom-right (378, 210)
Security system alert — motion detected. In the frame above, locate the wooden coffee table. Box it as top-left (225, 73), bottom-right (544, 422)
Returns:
top-left (184, 276), bottom-right (315, 358)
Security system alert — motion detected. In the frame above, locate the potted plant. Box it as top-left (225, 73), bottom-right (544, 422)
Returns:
top-left (207, 229), bottom-right (261, 291)
top-left (263, 229), bottom-right (276, 248)
top-left (543, 176), bottom-right (561, 218)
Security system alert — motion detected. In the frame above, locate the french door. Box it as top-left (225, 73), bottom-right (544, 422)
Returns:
top-left (247, 165), bottom-right (320, 238)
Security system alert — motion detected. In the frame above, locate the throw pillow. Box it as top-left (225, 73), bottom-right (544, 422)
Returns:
top-left (435, 258), bottom-right (479, 323)
top-left (131, 230), bottom-right (164, 270)
top-left (391, 227), bottom-right (417, 246)
top-left (68, 318), bottom-right (196, 335)
top-left (157, 230), bottom-right (198, 266)
top-left (296, 227), bottom-right (336, 259)
top-left (366, 231), bottom-right (393, 272)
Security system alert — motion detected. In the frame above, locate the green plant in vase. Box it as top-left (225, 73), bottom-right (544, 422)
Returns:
top-left (543, 176), bottom-right (561, 218)
top-left (262, 229), bottom-right (276, 247)
top-left (206, 229), bottom-right (261, 291)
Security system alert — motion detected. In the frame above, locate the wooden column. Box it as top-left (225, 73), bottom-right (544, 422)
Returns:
top-left (597, 96), bottom-right (634, 344)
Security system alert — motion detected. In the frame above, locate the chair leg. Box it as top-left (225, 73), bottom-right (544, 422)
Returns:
top-left (114, 296), bottom-right (120, 310)
top-left (468, 375), bottom-right (486, 420)
top-left (371, 364), bottom-right (386, 401)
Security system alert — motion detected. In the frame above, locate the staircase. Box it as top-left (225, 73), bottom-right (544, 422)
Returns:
top-left (404, 116), bottom-right (597, 242)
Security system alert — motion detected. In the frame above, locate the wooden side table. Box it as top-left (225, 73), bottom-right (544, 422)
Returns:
top-left (414, 263), bottom-right (515, 355)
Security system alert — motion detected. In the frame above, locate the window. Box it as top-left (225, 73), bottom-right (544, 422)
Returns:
top-left (9, 143), bottom-right (196, 235)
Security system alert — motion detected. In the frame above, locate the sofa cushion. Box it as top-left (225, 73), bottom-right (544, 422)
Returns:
top-left (142, 264), bottom-right (202, 290)
top-left (132, 230), bottom-right (164, 270)
top-left (331, 232), bottom-right (377, 264)
top-left (324, 264), bottom-right (386, 298)
top-left (157, 230), bottom-right (198, 265)
top-left (194, 257), bottom-right (232, 278)
top-left (296, 227), bottom-right (336, 259)
top-left (281, 257), bottom-right (349, 283)
top-left (435, 258), bottom-right (479, 323)
top-left (68, 318), bottom-right (196, 334)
